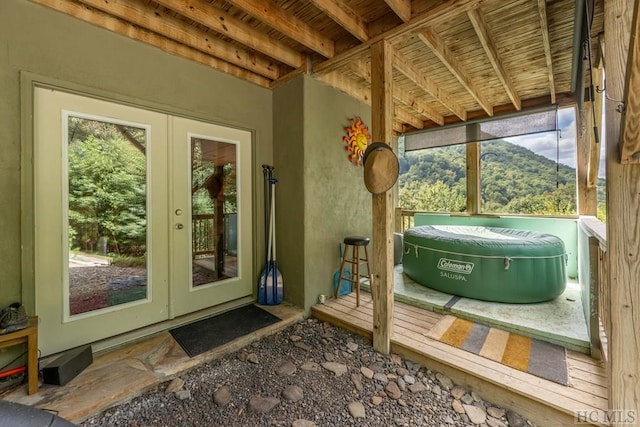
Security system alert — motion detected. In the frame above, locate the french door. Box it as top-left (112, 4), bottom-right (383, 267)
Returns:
top-left (34, 88), bottom-right (252, 356)
top-left (169, 117), bottom-right (252, 317)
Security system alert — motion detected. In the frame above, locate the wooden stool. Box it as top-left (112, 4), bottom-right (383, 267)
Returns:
top-left (0, 317), bottom-right (39, 395)
top-left (336, 236), bottom-right (372, 307)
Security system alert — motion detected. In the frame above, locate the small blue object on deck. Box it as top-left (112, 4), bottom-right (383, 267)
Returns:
top-left (402, 225), bottom-right (566, 303)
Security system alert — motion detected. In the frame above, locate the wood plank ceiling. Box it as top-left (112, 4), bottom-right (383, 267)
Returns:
top-left (33, 0), bottom-right (604, 134)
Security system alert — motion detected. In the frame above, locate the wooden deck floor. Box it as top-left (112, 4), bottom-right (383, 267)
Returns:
top-left (312, 292), bottom-right (609, 427)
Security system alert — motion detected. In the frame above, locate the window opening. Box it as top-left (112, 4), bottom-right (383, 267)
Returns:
top-left (399, 107), bottom-right (578, 216)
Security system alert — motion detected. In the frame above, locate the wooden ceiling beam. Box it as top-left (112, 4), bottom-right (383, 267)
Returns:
top-left (31, 0), bottom-right (271, 87)
top-left (308, 0), bottom-right (369, 42)
top-left (421, 92), bottom-right (577, 129)
top-left (467, 9), bottom-right (521, 111)
top-left (315, 71), bottom-right (372, 105)
top-left (224, 0), bottom-right (334, 58)
top-left (384, 0), bottom-right (411, 22)
top-left (347, 61), bottom-right (444, 125)
top-left (390, 85), bottom-right (444, 125)
top-left (153, 0), bottom-right (304, 68)
top-left (395, 105), bottom-right (425, 129)
top-left (270, 65), bottom-right (310, 89)
top-left (537, 0), bottom-right (556, 104)
top-left (620, 0), bottom-right (640, 163)
top-left (393, 49), bottom-right (467, 121)
top-left (74, 0), bottom-right (278, 80)
top-left (418, 29), bottom-right (493, 116)
top-left (393, 87), bottom-right (444, 126)
top-left (313, 0), bottom-right (483, 75)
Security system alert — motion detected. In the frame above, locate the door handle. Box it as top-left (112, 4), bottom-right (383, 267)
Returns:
top-left (175, 223), bottom-right (184, 230)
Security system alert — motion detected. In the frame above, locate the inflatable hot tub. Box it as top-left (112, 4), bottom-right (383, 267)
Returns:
top-left (402, 225), bottom-right (566, 303)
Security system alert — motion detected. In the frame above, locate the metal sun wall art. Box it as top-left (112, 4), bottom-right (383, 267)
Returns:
top-left (343, 117), bottom-right (371, 166)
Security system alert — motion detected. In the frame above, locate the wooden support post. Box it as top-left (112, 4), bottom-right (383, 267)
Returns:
top-left (466, 142), bottom-right (480, 214)
top-left (604, 0), bottom-right (640, 422)
top-left (620, 1), bottom-right (640, 163)
top-left (577, 103), bottom-right (598, 215)
top-left (370, 39), bottom-right (394, 355)
top-left (466, 124), bottom-right (480, 214)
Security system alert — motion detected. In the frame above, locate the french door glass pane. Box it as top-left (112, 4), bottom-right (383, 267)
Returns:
top-left (191, 137), bottom-right (238, 286)
top-left (67, 116), bottom-right (148, 315)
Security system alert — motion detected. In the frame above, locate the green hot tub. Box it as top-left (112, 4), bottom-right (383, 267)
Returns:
top-left (402, 225), bottom-right (566, 303)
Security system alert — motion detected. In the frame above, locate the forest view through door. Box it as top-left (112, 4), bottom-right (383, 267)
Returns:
top-left (34, 88), bottom-right (253, 355)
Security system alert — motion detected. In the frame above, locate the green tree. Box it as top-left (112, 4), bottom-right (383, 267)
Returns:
top-left (68, 132), bottom-right (147, 255)
top-left (502, 184), bottom-right (576, 215)
top-left (400, 180), bottom-right (466, 212)
top-left (399, 138), bottom-right (591, 216)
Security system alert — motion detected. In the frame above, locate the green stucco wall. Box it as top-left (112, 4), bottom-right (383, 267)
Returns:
top-left (273, 77), bottom-right (305, 308)
top-left (274, 75), bottom-right (372, 312)
top-left (2, 0), bottom-right (375, 341)
top-left (303, 77), bottom-right (372, 310)
top-left (0, 0), bottom-right (273, 311)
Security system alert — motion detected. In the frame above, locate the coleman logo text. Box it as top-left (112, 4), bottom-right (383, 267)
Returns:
top-left (437, 258), bottom-right (474, 275)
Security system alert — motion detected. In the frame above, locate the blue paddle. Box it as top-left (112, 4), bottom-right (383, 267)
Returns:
top-left (264, 178), bottom-right (283, 305)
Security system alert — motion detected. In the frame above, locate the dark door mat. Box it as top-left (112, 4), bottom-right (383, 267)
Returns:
top-left (169, 305), bottom-right (281, 358)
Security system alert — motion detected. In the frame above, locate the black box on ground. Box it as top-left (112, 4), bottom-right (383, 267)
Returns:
top-left (42, 345), bottom-right (93, 386)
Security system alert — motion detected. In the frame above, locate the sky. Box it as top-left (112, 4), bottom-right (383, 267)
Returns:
top-left (505, 107), bottom-right (606, 178)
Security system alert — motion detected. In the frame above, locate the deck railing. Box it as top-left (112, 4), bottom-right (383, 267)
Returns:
top-left (192, 214), bottom-right (216, 258)
top-left (395, 208), bottom-right (416, 232)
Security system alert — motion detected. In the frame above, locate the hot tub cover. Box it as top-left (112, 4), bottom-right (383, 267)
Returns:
top-left (402, 225), bottom-right (567, 303)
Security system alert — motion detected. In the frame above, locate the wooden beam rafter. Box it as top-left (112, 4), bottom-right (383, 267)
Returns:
top-left (418, 29), bottom-right (493, 116)
top-left (224, 0), bottom-right (335, 58)
top-left (315, 71), bottom-right (371, 105)
top-left (620, 0), bottom-right (640, 163)
top-left (313, 0), bottom-right (483, 75)
top-left (270, 65), bottom-right (310, 89)
top-left (467, 9), bottom-right (521, 111)
top-left (348, 61), bottom-right (444, 125)
top-left (393, 49), bottom-right (467, 121)
top-left (31, 0), bottom-right (271, 87)
top-left (392, 87), bottom-right (444, 126)
top-left (537, 0), bottom-right (556, 104)
top-left (75, 0), bottom-right (279, 80)
top-left (395, 105), bottom-right (425, 129)
top-left (308, 0), bottom-right (369, 42)
top-left (420, 92), bottom-right (577, 129)
top-left (384, 0), bottom-right (411, 22)
top-left (153, 0), bottom-right (304, 68)
top-left (315, 61), bottom-right (437, 131)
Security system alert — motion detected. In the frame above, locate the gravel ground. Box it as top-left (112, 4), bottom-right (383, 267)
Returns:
top-left (80, 318), bottom-right (534, 427)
